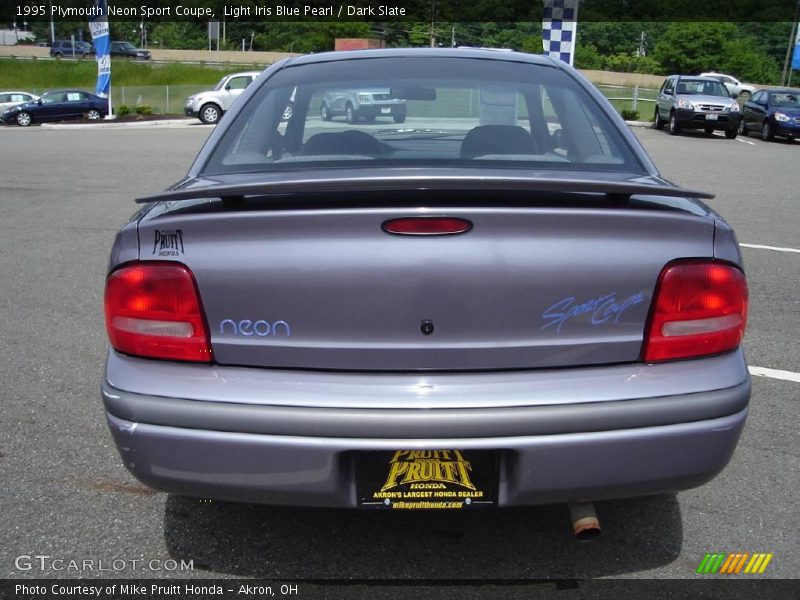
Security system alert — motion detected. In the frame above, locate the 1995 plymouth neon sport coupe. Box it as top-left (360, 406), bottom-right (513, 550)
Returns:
top-left (103, 49), bottom-right (749, 538)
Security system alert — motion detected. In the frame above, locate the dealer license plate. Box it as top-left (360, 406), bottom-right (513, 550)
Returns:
top-left (381, 107), bottom-right (391, 114)
top-left (357, 450), bottom-right (498, 510)
top-left (705, 114), bottom-right (718, 121)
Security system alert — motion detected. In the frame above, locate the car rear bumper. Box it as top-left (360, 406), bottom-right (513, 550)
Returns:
top-left (357, 102), bottom-right (406, 116)
top-left (675, 108), bottom-right (741, 129)
top-left (103, 350), bottom-right (750, 507)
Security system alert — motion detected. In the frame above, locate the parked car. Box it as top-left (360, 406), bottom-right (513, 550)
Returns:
top-left (321, 88), bottom-right (407, 123)
top-left (654, 75), bottom-right (742, 138)
top-left (1, 89), bottom-right (107, 126)
top-left (109, 41), bottom-right (151, 60)
top-left (184, 71), bottom-right (261, 124)
top-left (739, 88), bottom-right (800, 142)
top-left (0, 91), bottom-right (39, 112)
top-left (49, 40), bottom-right (93, 58)
top-left (699, 72), bottom-right (757, 100)
top-left (104, 50), bottom-right (749, 529)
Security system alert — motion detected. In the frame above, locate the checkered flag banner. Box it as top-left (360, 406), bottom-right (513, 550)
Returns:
top-left (542, 0), bottom-right (579, 67)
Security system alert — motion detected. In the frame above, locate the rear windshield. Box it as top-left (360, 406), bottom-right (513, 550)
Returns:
top-left (202, 56), bottom-right (642, 175)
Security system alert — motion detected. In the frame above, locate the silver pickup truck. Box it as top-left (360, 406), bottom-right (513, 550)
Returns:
top-left (321, 88), bottom-right (407, 123)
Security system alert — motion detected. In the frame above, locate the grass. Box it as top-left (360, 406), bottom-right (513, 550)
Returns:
top-left (0, 58), bottom-right (248, 89)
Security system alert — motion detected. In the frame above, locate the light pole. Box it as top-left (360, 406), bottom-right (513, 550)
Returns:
top-left (48, 0), bottom-right (55, 43)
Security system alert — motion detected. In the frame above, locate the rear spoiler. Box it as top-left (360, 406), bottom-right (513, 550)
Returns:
top-left (135, 175), bottom-right (715, 204)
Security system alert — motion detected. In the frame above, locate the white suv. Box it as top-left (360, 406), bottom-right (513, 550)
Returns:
top-left (185, 71), bottom-right (261, 124)
top-left (699, 73), bottom-right (756, 99)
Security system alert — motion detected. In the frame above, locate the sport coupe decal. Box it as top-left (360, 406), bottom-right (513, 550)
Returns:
top-left (541, 291), bottom-right (647, 333)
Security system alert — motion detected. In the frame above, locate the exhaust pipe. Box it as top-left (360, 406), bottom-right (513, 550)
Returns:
top-left (568, 502), bottom-right (601, 541)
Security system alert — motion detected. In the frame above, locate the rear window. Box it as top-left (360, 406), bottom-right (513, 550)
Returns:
top-left (202, 56), bottom-right (642, 176)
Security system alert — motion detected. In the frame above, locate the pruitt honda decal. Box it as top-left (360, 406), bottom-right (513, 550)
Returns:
top-left (152, 230), bottom-right (184, 257)
top-left (358, 450), bottom-right (497, 510)
top-left (381, 450), bottom-right (476, 492)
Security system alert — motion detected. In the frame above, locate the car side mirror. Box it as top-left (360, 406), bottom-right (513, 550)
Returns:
top-left (225, 84), bottom-right (231, 91)
top-left (663, 89), bottom-right (672, 96)
top-left (730, 92), bottom-right (739, 99)
top-left (37, 99), bottom-right (42, 105)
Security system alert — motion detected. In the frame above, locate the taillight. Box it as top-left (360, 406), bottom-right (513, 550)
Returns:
top-left (104, 262), bottom-right (212, 363)
top-left (643, 261), bottom-right (748, 362)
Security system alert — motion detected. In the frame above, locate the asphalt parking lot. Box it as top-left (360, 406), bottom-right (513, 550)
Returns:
top-left (0, 123), bottom-right (797, 592)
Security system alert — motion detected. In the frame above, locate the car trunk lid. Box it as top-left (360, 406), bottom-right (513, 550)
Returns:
top-left (136, 182), bottom-right (715, 371)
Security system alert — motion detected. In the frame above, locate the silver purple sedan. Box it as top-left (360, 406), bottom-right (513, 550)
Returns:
top-left (102, 49), bottom-right (749, 538)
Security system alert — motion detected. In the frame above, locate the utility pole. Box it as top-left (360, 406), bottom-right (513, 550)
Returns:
top-left (48, 0), bottom-right (55, 43)
top-left (429, 0), bottom-right (436, 47)
top-left (451, 25), bottom-right (455, 47)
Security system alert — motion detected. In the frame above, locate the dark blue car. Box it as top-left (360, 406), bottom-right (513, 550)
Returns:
top-left (739, 88), bottom-right (800, 141)
top-left (0, 89), bottom-right (108, 127)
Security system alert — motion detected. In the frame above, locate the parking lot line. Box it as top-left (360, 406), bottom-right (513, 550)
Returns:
top-left (748, 366), bottom-right (800, 383)
top-left (735, 138), bottom-right (755, 145)
top-left (740, 243), bottom-right (800, 254)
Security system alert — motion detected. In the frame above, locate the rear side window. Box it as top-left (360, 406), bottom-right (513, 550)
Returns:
top-left (203, 57), bottom-right (642, 176)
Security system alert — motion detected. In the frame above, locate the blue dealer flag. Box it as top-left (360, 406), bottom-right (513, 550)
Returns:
top-left (792, 25), bottom-right (800, 71)
top-left (88, 0), bottom-right (110, 97)
top-left (542, 0), bottom-right (579, 67)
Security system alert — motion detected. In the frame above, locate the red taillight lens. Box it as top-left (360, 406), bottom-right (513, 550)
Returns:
top-left (104, 262), bottom-right (212, 363)
top-left (382, 217), bottom-right (473, 236)
top-left (643, 261), bottom-right (748, 362)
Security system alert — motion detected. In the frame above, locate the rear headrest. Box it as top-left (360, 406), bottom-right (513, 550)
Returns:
top-left (460, 125), bottom-right (535, 159)
top-left (302, 131), bottom-right (382, 157)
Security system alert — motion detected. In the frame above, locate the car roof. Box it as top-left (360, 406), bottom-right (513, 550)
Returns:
top-left (284, 47), bottom-right (559, 69)
top-left (0, 90), bottom-right (37, 94)
top-left (761, 87), bottom-right (800, 93)
top-left (43, 89), bottom-right (93, 94)
top-left (673, 75), bottom-right (725, 83)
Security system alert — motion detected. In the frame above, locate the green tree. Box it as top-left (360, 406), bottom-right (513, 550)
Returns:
top-left (719, 38), bottom-right (781, 84)
top-left (574, 44), bottom-right (604, 69)
top-left (253, 22), bottom-right (372, 53)
top-left (603, 53), bottom-right (661, 75)
top-left (653, 22), bottom-right (781, 84)
top-left (148, 22), bottom-right (206, 50)
top-left (653, 22), bottom-right (738, 74)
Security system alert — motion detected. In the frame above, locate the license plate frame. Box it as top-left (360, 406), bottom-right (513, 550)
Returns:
top-left (356, 449), bottom-right (498, 510)
top-left (705, 113), bottom-right (719, 121)
top-left (380, 107), bottom-right (391, 114)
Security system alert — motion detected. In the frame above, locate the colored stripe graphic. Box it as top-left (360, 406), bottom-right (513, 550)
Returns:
top-left (697, 553), bottom-right (726, 574)
top-left (698, 552), bottom-right (773, 574)
top-left (744, 553), bottom-right (774, 574)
